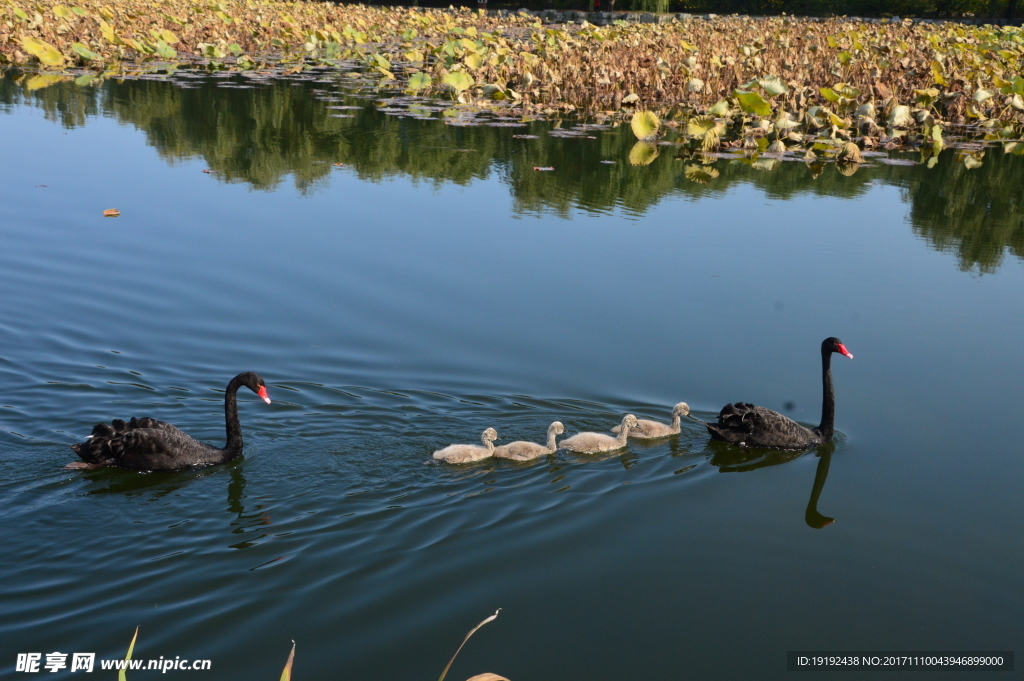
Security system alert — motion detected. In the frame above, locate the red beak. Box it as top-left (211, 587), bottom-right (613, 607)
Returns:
top-left (257, 385), bottom-right (271, 404)
top-left (837, 343), bottom-right (853, 359)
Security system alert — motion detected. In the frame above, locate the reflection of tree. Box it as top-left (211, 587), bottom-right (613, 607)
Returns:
top-left (899, 149), bottom-right (1024, 274)
top-left (4, 70), bottom-right (1023, 270)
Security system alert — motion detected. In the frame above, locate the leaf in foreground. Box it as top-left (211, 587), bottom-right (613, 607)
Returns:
top-left (279, 641), bottom-right (295, 681)
top-left (438, 609), bottom-right (501, 681)
top-left (630, 110), bottom-right (660, 141)
top-left (119, 627), bottom-right (138, 681)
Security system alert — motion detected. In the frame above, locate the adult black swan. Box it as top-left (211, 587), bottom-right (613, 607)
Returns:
top-left (702, 338), bottom-right (853, 449)
top-left (69, 372), bottom-right (271, 472)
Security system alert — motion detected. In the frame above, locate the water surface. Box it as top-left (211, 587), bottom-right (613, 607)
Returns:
top-left (1, 70), bottom-right (1023, 680)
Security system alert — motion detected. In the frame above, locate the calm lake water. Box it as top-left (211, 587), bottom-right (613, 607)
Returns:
top-left (1, 68), bottom-right (1023, 679)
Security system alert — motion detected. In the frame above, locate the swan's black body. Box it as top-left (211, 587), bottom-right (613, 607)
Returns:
top-left (70, 372), bottom-right (270, 472)
top-left (704, 338), bottom-right (852, 450)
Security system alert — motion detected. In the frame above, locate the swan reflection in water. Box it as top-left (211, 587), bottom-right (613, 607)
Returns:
top-left (77, 460), bottom-right (273, 547)
top-left (706, 440), bottom-right (837, 529)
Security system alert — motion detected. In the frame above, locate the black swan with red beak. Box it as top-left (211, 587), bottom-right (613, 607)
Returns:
top-left (702, 338), bottom-right (853, 449)
top-left (69, 372), bottom-right (271, 472)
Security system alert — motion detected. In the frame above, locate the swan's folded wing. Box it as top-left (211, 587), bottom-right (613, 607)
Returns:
top-left (127, 416), bottom-right (180, 433)
top-left (111, 427), bottom-right (205, 470)
top-left (716, 403), bottom-right (759, 433)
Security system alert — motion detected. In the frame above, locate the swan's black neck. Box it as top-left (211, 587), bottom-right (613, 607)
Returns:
top-left (816, 349), bottom-right (835, 439)
top-left (223, 375), bottom-right (245, 459)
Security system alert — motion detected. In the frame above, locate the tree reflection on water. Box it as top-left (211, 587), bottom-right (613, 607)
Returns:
top-left (3, 68), bottom-right (1021, 273)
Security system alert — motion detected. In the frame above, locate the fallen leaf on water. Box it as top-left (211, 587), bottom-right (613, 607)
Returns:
top-left (533, 166), bottom-right (554, 171)
top-left (103, 209), bottom-right (120, 217)
top-left (202, 169), bottom-right (218, 173)
top-left (333, 163), bottom-right (346, 167)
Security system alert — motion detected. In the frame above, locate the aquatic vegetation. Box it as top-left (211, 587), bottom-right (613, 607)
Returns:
top-left (279, 641), bottom-right (295, 681)
top-left (119, 627), bottom-right (137, 681)
top-left (438, 609), bottom-right (502, 681)
top-left (3, 0), bottom-right (1022, 154)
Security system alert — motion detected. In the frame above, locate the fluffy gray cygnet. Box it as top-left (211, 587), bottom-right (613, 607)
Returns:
top-left (433, 427), bottom-right (499, 464)
top-left (559, 414), bottom-right (638, 453)
top-left (612, 402), bottom-right (690, 440)
top-left (493, 421), bottom-right (564, 461)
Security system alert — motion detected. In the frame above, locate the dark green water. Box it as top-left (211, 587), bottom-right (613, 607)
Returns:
top-left (1, 69), bottom-right (1023, 680)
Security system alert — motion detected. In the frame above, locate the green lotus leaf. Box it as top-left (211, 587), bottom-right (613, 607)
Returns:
top-left (72, 42), bottom-right (100, 60)
top-left (820, 87), bottom-right (840, 103)
top-left (407, 72), bottom-right (431, 90)
top-left (734, 90), bottom-right (772, 117)
top-left (154, 40), bottom-right (176, 59)
top-left (443, 71), bottom-right (474, 92)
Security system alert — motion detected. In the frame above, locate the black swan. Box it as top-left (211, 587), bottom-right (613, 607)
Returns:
top-left (69, 372), bottom-right (271, 472)
top-left (702, 338), bottom-right (853, 449)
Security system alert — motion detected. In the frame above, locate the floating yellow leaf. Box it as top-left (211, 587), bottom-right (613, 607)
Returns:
top-left (103, 209), bottom-right (120, 217)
